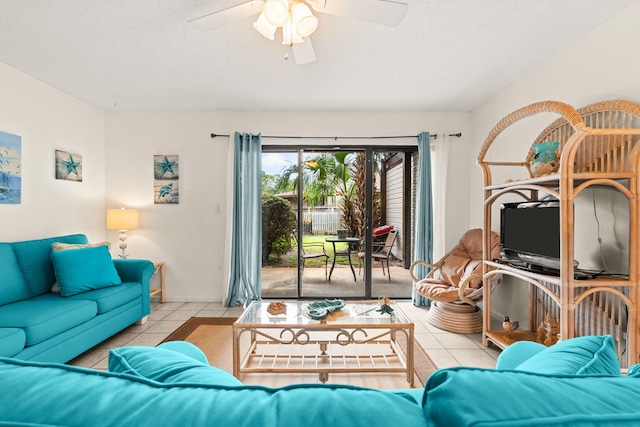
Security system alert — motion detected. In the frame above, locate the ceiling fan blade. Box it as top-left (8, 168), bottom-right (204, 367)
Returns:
top-left (310, 0), bottom-right (408, 27)
top-left (188, 1), bottom-right (264, 31)
top-left (292, 38), bottom-right (317, 65)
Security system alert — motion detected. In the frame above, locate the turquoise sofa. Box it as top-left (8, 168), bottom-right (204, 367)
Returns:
top-left (1, 335), bottom-right (639, 426)
top-left (0, 234), bottom-right (154, 362)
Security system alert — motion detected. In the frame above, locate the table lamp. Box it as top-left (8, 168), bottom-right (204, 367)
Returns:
top-left (106, 207), bottom-right (139, 259)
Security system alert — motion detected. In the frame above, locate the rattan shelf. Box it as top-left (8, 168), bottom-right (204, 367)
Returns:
top-left (478, 100), bottom-right (640, 368)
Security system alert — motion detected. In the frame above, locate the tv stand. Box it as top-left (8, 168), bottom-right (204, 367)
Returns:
top-left (478, 100), bottom-right (640, 369)
top-left (503, 259), bottom-right (594, 280)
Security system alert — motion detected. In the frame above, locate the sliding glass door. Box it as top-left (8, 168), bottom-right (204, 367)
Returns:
top-left (261, 145), bottom-right (417, 300)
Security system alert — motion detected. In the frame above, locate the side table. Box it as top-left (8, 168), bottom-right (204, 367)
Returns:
top-left (150, 261), bottom-right (166, 303)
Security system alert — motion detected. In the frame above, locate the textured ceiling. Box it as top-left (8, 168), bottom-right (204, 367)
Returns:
top-left (0, 0), bottom-right (633, 111)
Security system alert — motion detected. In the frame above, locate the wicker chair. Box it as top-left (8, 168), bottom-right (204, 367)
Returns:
top-left (410, 229), bottom-right (500, 333)
top-left (295, 234), bottom-right (328, 280)
top-left (357, 229), bottom-right (398, 281)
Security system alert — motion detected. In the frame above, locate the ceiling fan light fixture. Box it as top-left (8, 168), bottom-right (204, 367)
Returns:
top-left (282, 16), bottom-right (304, 45)
top-left (253, 12), bottom-right (277, 40)
top-left (263, 0), bottom-right (289, 27)
top-left (292, 2), bottom-right (318, 37)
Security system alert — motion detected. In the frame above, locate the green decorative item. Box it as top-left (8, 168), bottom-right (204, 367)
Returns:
top-left (307, 299), bottom-right (345, 319)
top-left (530, 141), bottom-right (560, 177)
top-left (376, 304), bottom-right (394, 315)
top-left (376, 296), bottom-right (395, 315)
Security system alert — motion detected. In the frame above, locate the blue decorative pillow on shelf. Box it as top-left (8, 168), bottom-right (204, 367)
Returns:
top-left (530, 141), bottom-right (560, 177)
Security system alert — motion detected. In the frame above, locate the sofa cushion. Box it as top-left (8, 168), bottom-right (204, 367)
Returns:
top-left (514, 335), bottom-right (620, 375)
top-left (33, 282), bottom-right (141, 314)
top-left (51, 245), bottom-right (122, 297)
top-left (0, 299), bottom-right (97, 346)
top-left (12, 234), bottom-right (88, 297)
top-left (0, 357), bottom-right (428, 427)
top-left (109, 344), bottom-right (243, 387)
top-left (0, 328), bottom-right (26, 357)
top-left (423, 367), bottom-right (640, 427)
top-left (0, 243), bottom-right (30, 306)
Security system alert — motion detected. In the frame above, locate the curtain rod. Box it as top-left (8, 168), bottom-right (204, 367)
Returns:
top-left (209, 132), bottom-right (462, 140)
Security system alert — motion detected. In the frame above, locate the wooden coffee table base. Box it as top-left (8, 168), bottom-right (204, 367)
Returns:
top-left (233, 302), bottom-right (414, 385)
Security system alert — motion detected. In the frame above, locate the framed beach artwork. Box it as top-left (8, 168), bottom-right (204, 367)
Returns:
top-left (0, 130), bottom-right (21, 204)
top-left (55, 150), bottom-right (83, 182)
top-left (154, 154), bottom-right (179, 204)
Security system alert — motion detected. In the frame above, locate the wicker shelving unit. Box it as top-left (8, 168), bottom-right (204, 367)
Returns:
top-left (477, 100), bottom-right (640, 368)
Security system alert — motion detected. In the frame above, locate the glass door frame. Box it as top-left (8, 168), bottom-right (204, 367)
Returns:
top-left (262, 144), bottom-right (418, 300)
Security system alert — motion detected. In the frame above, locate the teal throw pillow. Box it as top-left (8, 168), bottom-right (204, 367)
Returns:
top-left (108, 345), bottom-right (243, 387)
top-left (51, 245), bottom-right (122, 297)
top-left (157, 341), bottom-right (209, 364)
top-left (495, 340), bottom-right (547, 370)
top-left (514, 335), bottom-right (620, 375)
top-left (627, 364), bottom-right (640, 377)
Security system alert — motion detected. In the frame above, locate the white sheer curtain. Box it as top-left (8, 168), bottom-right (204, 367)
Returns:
top-left (430, 133), bottom-right (449, 261)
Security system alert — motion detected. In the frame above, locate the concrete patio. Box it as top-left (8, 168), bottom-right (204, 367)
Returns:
top-left (261, 264), bottom-right (413, 299)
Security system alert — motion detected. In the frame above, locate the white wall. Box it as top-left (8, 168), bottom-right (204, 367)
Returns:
top-left (6, 1), bottom-right (638, 307)
top-left (105, 111), bottom-right (471, 302)
top-left (469, 1), bottom-right (640, 322)
top-left (0, 62), bottom-right (106, 242)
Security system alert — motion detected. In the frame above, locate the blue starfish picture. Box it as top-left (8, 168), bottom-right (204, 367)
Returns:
top-left (62, 154), bottom-right (80, 177)
top-left (55, 150), bottom-right (83, 182)
top-left (153, 154), bottom-right (179, 204)
top-left (155, 155), bottom-right (178, 179)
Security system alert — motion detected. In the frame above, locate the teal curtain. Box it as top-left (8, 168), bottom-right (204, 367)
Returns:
top-left (413, 131), bottom-right (433, 307)
top-left (226, 132), bottom-right (262, 307)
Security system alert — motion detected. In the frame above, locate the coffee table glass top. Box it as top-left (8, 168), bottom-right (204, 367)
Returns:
top-left (237, 301), bottom-right (411, 326)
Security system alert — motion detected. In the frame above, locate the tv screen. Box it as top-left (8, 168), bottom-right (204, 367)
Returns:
top-left (500, 201), bottom-right (560, 268)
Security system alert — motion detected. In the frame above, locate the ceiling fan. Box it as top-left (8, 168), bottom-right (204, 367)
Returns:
top-left (188, 0), bottom-right (408, 65)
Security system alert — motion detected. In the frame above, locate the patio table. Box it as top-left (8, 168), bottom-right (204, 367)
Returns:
top-left (325, 237), bottom-right (360, 281)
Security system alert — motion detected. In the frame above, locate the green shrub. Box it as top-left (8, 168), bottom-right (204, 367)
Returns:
top-left (262, 194), bottom-right (296, 264)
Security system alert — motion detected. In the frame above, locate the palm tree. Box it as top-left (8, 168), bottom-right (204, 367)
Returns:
top-left (273, 152), bottom-right (359, 235)
top-left (351, 152), bottom-right (383, 240)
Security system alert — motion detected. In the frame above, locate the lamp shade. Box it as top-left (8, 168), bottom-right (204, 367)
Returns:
top-left (107, 208), bottom-right (139, 231)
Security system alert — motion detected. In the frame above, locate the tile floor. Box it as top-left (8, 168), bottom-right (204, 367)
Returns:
top-left (69, 300), bottom-right (501, 371)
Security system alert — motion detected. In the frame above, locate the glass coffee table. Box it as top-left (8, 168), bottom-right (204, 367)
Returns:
top-left (233, 300), bottom-right (414, 385)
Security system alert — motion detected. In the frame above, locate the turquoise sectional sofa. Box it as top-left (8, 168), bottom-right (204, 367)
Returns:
top-left (1, 335), bottom-right (640, 426)
top-left (0, 234), bottom-right (154, 362)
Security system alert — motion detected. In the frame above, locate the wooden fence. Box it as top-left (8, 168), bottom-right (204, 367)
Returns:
top-left (302, 210), bottom-right (341, 235)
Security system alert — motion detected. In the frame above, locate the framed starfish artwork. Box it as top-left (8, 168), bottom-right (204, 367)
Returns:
top-left (55, 150), bottom-right (82, 182)
top-left (0, 130), bottom-right (21, 204)
top-left (153, 154), bottom-right (179, 204)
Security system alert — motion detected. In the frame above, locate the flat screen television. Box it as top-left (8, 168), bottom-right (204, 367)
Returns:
top-left (500, 201), bottom-right (562, 272)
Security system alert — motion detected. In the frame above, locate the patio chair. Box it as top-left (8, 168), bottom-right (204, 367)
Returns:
top-left (409, 228), bottom-right (500, 333)
top-left (358, 229), bottom-right (398, 281)
top-left (297, 236), bottom-right (329, 280)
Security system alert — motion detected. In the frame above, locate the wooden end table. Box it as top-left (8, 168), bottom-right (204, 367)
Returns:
top-left (150, 261), bottom-right (165, 303)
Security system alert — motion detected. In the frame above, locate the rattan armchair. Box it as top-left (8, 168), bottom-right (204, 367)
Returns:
top-left (410, 229), bottom-right (500, 333)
